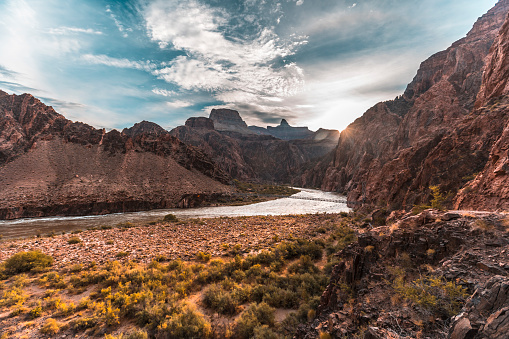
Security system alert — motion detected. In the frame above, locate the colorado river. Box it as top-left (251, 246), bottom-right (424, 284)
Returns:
top-left (0, 188), bottom-right (349, 239)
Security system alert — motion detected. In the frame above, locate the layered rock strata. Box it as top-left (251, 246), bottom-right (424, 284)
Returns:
top-left (0, 91), bottom-right (230, 219)
top-left (304, 0), bottom-right (509, 210)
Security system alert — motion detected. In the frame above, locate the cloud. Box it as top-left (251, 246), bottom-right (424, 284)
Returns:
top-left (39, 96), bottom-right (86, 110)
top-left (0, 65), bottom-right (19, 78)
top-left (0, 80), bottom-right (38, 93)
top-left (152, 88), bottom-right (177, 97)
top-left (296, 0), bottom-right (304, 6)
top-left (106, 5), bottom-right (130, 37)
top-left (143, 0), bottom-right (306, 112)
top-left (81, 54), bottom-right (156, 72)
top-left (48, 26), bottom-right (103, 35)
top-left (166, 100), bottom-right (192, 108)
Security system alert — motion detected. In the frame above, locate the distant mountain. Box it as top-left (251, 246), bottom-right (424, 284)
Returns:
top-left (0, 91), bottom-right (230, 219)
top-left (296, 0), bottom-right (509, 211)
top-left (171, 110), bottom-right (339, 183)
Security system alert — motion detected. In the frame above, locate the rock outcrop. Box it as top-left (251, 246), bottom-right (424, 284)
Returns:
top-left (185, 117), bottom-right (215, 130)
top-left (449, 276), bottom-right (509, 339)
top-left (209, 108), bottom-right (253, 134)
top-left (171, 118), bottom-right (308, 182)
top-left (300, 210), bottom-right (509, 338)
top-left (266, 119), bottom-right (315, 140)
top-left (0, 90), bottom-right (231, 219)
top-left (308, 0), bottom-right (509, 210)
top-left (172, 112), bottom-right (339, 183)
top-left (121, 120), bottom-right (167, 137)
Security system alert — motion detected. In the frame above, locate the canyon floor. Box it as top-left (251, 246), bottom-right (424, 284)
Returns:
top-left (0, 210), bottom-right (508, 338)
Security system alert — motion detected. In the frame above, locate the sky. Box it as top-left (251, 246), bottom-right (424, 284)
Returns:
top-left (0, 0), bottom-right (499, 132)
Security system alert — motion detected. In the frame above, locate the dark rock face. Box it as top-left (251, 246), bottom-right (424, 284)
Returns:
top-left (454, 12), bottom-right (509, 211)
top-left (185, 117), bottom-right (214, 130)
top-left (121, 120), bottom-right (167, 137)
top-left (209, 108), bottom-right (252, 134)
top-left (173, 111), bottom-right (339, 183)
top-left (266, 119), bottom-right (315, 140)
top-left (310, 0), bottom-right (509, 210)
top-left (449, 276), bottom-right (509, 339)
top-left (171, 124), bottom-right (308, 182)
top-left (0, 90), bottom-right (230, 220)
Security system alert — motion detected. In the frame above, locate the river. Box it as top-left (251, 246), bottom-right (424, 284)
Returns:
top-left (0, 188), bottom-right (350, 239)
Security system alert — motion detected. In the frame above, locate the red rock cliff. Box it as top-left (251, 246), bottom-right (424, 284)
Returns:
top-left (317, 0), bottom-right (509, 210)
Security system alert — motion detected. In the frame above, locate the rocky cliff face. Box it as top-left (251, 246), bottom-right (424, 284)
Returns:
top-left (313, 0), bottom-right (509, 210)
top-left (0, 90), bottom-right (230, 219)
top-left (171, 117), bottom-right (309, 182)
top-left (209, 108), bottom-right (253, 134)
top-left (453, 13), bottom-right (509, 211)
top-left (121, 120), bottom-right (167, 137)
top-left (172, 112), bottom-right (339, 183)
top-left (266, 119), bottom-right (315, 140)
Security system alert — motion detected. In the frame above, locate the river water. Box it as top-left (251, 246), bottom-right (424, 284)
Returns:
top-left (0, 188), bottom-right (349, 239)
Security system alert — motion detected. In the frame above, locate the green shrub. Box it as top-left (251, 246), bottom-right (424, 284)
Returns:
top-left (203, 282), bottom-right (250, 315)
top-left (394, 275), bottom-right (469, 317)
top-left (196, 251), bottom-right (211, 262)
top-left (116, 251), bottom-right (130, 258)
top-left (67, 237), bottom-right (82, 244)
top-left (430, 185), bottom-right (446, 210)
top-left (4, 251), bottom-right (53, 275)
top-left (235, 302), bottom-right (275, 339)
top-left (156, 303), bottom-right (211, 338)
top-left (163, 214), bottom-right (179, 222)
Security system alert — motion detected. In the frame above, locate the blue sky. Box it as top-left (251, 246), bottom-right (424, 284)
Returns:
top-left (0, 0), bottom-right (498, 131)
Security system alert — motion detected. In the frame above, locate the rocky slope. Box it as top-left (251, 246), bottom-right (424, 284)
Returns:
top-left (300, 209), bottom-right (509, 338)
top-left (303, 0), bottom-right (509, 210)
top-left (0, 90), bottom-right (231, 219)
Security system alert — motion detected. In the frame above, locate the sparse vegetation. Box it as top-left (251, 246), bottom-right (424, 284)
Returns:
top-left (0, 213), bottom-right (361, 337)
top-left (3, 250), bottom-right (53, 275)
top-left (67, 237), bottom-right (82, 244)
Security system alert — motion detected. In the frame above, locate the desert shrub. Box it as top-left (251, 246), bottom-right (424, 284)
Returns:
top-left (4, 251), bottom-right (53, 275)
top-left (430, 185), bottom-right (446, 210)
top-left (0, 284), bottom-right (28, 307)
top-left (196, 251), bottom-right (211, 262)
top-left (203, 282), bottom-right (250, 315)
top-left (116, 251), bottom-right (130, 258)
top-left (40, 318), bottom-right (61, 335)
top-left (253, 325), bottom-right (279, 339)
top-left (235, 302), bottom-right (275, 339)
top-left (163, 214), bottom-right (179, 222)
top-left (287, 255), bottom-right (320, 274)
top-left (156, 303), bottom-right (211, 339)
top-left (28, 305), bottom-right (42, 319)
top-left (70, 317), bottom-right (98, 331)
top-left (394, 275), bottom-right (468, 317)
top-left (67, 237), bottom-right (82, 244)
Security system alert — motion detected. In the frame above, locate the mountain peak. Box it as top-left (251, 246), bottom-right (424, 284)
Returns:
top-left (280, 119), bottom-right (290, 127)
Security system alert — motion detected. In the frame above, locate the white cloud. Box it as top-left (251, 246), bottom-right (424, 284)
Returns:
top-left (296, 0), bottom-right (304, 6)
top-left (48, 26), bottom-right (103, 35)
top-left (348, 3), bottom-right (357, 9)
top-left (166, 100), bottom-right (192, 108)
top-left (81, 54), bottom-right (156, 72)
top-left (143, 0), bottom-right (306, 108)
top-left (106, 5), bottom-right (129, 37)
top-left (152, 88), bottom-right (177, 97)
